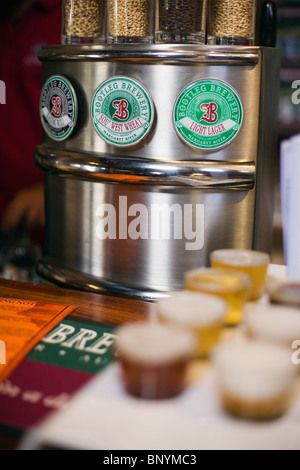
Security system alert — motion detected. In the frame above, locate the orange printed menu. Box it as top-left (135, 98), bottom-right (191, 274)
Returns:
top-left (0, 297), bottom-right (77, 383)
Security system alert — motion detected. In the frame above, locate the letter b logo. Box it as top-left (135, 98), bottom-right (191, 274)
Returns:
top-left (113, 100), bottom-right (129, 121)
top-left (200, 102), bottom-right (218, 123)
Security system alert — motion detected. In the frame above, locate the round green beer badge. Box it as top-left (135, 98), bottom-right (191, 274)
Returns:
top-left (91, 77), bottom-right (154, 147)
top-left (174, 79), bottom-right (243, 150)
top-left (40, 76), bottom-right (77, 141)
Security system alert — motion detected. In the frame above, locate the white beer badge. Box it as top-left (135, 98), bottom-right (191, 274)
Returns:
top-left (40, 76), bottom-right (78, 141)
top-left (91, 76), bottom-right (154, 147)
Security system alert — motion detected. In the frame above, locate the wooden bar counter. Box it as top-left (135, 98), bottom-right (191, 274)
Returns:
top-left (0, 277), bottom-right (153, 450)
top-left (0, 278), bottom-right (152, 324)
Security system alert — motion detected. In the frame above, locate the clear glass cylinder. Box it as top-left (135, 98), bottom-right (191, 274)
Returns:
top-left (207, 0), bottom-right (257, 45)
top-left (107, 0), bottom-right (154, 44)
top-left (62, 0), bottom-right (106, 44)
top-left (155, 0), bottom-right (207, 44)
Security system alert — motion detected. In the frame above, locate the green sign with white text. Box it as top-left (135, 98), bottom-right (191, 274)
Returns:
top-left (29, 319), bottom-right (117, 374)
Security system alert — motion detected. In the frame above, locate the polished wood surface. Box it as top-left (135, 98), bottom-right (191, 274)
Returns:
top-left (0, 278), bottom-right (153, 450)
top-left (0, 278), bottom-right (153, 324)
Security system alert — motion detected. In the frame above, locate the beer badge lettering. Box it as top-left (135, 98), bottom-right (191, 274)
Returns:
top-left (91, 76), bottom-right (154, 147)
top-left (40, 76), bottom-right (77, 141)
top-left (174, 79), bottom-right (243, 150)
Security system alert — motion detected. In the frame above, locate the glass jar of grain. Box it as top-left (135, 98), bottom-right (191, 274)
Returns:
top-left (107, 0), bottom-right (154, 44)
top-left (207, 0), bottom-right (257, 45)
top-left (62, 0), bottom-right (106, 44)
top-left (155, 0), bottom-right (207, 44)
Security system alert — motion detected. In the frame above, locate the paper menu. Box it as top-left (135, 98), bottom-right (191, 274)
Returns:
top-left (0, 297), bottom-right (77, 384)
top-left (280, 134), bottom-right (300, 279)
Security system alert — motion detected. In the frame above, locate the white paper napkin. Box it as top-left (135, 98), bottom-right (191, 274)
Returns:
top-left (280, 134), bottom-right (300, 280)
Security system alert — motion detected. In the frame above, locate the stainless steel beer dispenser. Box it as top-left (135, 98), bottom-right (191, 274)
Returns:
top-left (35, 44), bottom-right (280, 299)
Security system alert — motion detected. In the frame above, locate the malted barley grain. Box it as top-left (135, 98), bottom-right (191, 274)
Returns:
top-left (107, 0), bottom-right (153, 41)
top-left (209, 0), bottom-right (256, 39)
top-left (155, 0), bottom-right (206, 43)
top-left (63, 0), bottom-right (105, 42)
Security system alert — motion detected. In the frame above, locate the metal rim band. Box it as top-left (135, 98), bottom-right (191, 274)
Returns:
top-left (37, 258), bottom-right (168, 302)
top-left (39, 44), bottom-right (260, 65)
top-left (35, 145), bottom-right (255, 189)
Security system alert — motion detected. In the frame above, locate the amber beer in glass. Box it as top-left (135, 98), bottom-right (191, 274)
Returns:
top-left (156, 291), bottom-right (227, 357)
top-left (184, 268), bottom-right (251, 325)
top-left (210, 249), bottom-right (270, 301)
